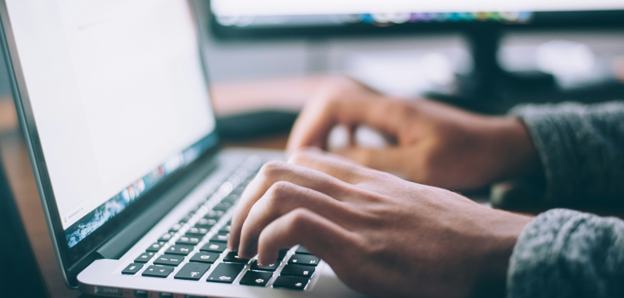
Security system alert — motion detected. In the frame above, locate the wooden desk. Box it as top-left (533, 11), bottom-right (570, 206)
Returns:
top-left (0, 75), bottom-right (330, 298)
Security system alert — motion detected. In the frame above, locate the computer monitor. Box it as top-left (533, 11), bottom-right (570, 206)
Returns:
top-left (209, 1), bottom-right (624, 36)
top-left (207, 1), bottom-right (624, 111)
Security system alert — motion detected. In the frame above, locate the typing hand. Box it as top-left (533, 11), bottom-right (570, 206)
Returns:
top-left (287, 77), bottom-right (539, 190)
top-left (228, 149), bottom-right (532, 298)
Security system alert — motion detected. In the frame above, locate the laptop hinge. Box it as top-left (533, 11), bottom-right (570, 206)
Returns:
top-left (95, 154), bottom-right (220, 260)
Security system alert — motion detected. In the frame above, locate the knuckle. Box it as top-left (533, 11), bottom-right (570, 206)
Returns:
top-left (288, 150), bottom-right (309, 165)
top-left (266, 181), bottom-right (293, 205)
top-left (396, 102), bottom-right (415, 120)
top-left (286, 208), bottom-right (312, 233)
top-left (260, 161), bottom-right (286, 177)
top-left (289, 148), bottom-right (322, 165)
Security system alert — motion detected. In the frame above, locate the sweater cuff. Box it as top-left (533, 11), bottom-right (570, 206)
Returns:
top-left (507, 208), bottom-right (624, 298)
top-left (506, 209), bottom-right (580, 298)
top-left (509, 104), bottom-right (576, 204)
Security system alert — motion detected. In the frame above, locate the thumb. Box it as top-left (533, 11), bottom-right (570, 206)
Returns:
top-left (334, 146), bottom-right (408, 175)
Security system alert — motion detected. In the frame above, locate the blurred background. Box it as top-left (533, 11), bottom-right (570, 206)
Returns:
top-left (2, 2), bottom-right (624, 137)
top-left (3, 2), bottom-right (624, 161)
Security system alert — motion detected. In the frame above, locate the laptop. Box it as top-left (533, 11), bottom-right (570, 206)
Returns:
top-left (0, 1), bottom-right (365, 297)
top-left (0, 150), bottom-right (50, 298)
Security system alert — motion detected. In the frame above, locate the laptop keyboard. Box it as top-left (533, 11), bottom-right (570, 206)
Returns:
top-left (121, 156), bottom-right (321, 292)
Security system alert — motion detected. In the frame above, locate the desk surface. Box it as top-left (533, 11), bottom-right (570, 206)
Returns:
top-left (0, 75), bottom-right (327, 298)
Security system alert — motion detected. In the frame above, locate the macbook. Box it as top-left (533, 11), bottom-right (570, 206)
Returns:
top-left (0, 0), bottom-right (365, 297)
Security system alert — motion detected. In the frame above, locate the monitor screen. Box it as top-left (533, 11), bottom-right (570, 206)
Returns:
top-left (5, 0), bottom-right (217, 248)
top-left (211, 0), bottom-right (624, 28)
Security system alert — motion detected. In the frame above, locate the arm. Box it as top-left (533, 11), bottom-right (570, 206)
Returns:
top-left (508, 209), bottom-right (624, 298)
top-left (287, 77), bottom-right (539, 191)
top-left (228, 149), bottom-right (533, 298)
top-left (510, 101), bottom-right (624, 207)
top-left (227, 149), bottom-right (624, 298)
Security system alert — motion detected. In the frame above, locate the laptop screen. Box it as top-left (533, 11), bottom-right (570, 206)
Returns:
top-left (5, 0), bottom-right (217, 248)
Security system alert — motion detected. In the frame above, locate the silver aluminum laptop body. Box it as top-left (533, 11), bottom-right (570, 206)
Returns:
top-left (78, 149), bottom-right (363, 298)
top-left (0, 0), bottom-right (365, 297)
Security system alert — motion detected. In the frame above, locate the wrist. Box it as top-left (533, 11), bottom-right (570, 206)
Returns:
top-left (489, 117), bottom-right (541, 181)
top-left (472, 211), bottom-right (533, 298)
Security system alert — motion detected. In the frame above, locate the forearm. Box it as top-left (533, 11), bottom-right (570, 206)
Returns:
top-left (509, 101), bottom-right (624, 207)
top-left (507, 209), bottom-right (624, 298)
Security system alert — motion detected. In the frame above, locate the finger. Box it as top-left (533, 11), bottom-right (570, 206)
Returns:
top-left (228, 161), bottom-right (352, 250)
top-left (286, 97), bottom-right (406, 154)
top-left (256, 208), bottom-right (360, 268)
top-left (237, 181), bottom-right (354, 258)
top-left (336, 146), bottom-right (409, 175)
top-left (288, 148), bottom-right (371, 184)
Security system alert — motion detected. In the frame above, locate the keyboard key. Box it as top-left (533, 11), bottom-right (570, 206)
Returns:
top-left (189, 252), bottom-right (220, 264)
top-left (146, 242), bottom-right (165, 252)
top-left (239, 271), bottom-right (272, 287)
top-left (158, 232), bottom-right (174, 242)
top-left (195, 218), bottom-right (217, 228)
top-left (169, 223), bottom-right (184, 233)
top-left (200, 242), bottom-right (226, 253)
top-left (176, 236), bottom-right (202, 245)
top-left (134, 252), bottom-right (155, 263)
top-left (250, 260), bottom-right (279, 271)
top-left (213, 202), bottom-right (232, 212)
top-left (295, 246), bottom-right (312, 255)
top-left (189, 206), bottom-right (202, 214)
top-left (234, 183), bottom-right (248, 192)
top-left (142, 265), bottom-right (174, 278)
top-left (277, 249), bottom-right (289, 261)
top-left (203, 210), bottom-right (224, 220)
top-left (221, 195), bottom-right (239, 204)
top-left (288, 254), bottom-right (319, 266)
top-left (222, 251), bottom-right (250, 264)
top-left (281, 264), bottom-right (315, 277)
top-left (235, 168), bottom-right (250, 178)
top-left (219, 224), bottom-right (231, 234)
top-left (174, 263), bottom-right (211, 281)
top-left (211, 233), bottom-right (229, 243)
top-left (166, 244), bottom-right (194, 255)
top-left (122, 263), bottom-right (143, 275)
top-left (272, 276), bottom-right (309, 290)
top-left (227, 175), bottom-right (242, 187)
top-left (186, 227), bottom-right (209, 236)
top-left (206, 263), bottom-right (245, 283)
top-left (153, 254), bottom-right (184, 266)
top-left (180, 214), bottom-right (193, 223)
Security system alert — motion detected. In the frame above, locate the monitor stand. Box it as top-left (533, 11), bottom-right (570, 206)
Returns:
top-left (427, 25), bottom-right (558, 114)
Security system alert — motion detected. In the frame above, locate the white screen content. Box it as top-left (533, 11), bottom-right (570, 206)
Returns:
top-left (212, 0), bottom-right (624, 16)
top-left (6, 0), bottom-right (215, 229)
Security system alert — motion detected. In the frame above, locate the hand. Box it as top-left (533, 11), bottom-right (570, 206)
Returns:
top-left (228, 149), bottom-right (533, 298)
top-left (287, 77), bottom-right (539, 190)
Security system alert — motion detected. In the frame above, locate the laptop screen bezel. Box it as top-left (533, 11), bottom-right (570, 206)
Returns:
top-left (0, 0), bottom-right (222, 288)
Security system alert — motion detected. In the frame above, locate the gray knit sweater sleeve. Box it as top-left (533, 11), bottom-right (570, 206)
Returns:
top-left (509, 101), bottom-right (624, 207)
top-left (507, 209), bottom-right (624, 298)
top-left (505, 101), bottom-right (624, 298)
